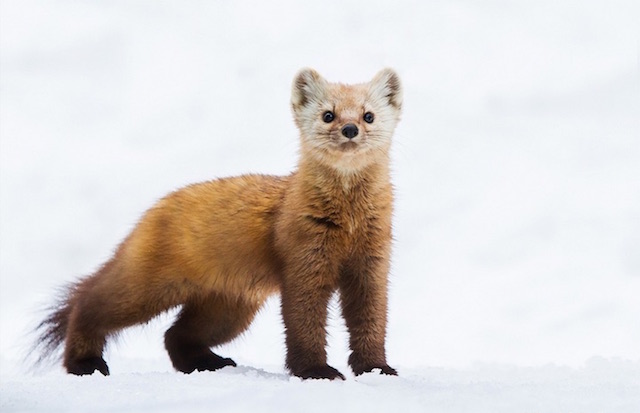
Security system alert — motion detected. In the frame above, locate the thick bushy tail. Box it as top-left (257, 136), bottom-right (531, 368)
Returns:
top-left (33, 285), bottom-right (76, 365)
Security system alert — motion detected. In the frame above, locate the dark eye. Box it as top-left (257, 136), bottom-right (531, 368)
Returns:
top-left (363, 112), bottom-right (375, 123)
top-left (322, 111), bottom-right (335, 123)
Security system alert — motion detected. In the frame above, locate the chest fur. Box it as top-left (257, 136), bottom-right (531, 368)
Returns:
top-left (275, 171), bottom-right (392, 264)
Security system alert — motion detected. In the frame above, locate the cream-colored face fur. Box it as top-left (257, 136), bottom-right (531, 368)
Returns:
top-left (291, 68), bottom-right (402, 173)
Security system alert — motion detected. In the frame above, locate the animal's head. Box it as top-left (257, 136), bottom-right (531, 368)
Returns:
top-left (291, 68), bottom-right (402, 173)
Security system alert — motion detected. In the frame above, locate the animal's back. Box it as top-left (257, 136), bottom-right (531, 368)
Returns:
top-left (124, 174), bottom-right (289, 299)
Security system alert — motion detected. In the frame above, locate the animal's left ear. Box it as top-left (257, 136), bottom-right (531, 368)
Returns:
top-left (370, 68), bottom-right (403, 110)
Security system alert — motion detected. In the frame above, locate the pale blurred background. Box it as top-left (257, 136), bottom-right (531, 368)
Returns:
top-left (1, 0), bottom-right (638, 374)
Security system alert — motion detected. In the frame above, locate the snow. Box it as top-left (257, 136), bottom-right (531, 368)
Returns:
top-left (2, 359), bottom-right (639, 412)
top-left (1, 0), bottom-right (639, 411)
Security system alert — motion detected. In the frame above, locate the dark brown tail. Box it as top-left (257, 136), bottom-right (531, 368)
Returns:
top-left (33, 284), bottom-right (76, 364)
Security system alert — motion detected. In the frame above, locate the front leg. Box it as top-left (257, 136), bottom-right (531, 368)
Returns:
top-left (339, 256), bottom-right (397, 376)
top-left (281, 266), bottom-right (345, 380)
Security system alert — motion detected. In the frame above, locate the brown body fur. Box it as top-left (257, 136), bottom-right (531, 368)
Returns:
top-left (37, 68), bottom-right (402, 379)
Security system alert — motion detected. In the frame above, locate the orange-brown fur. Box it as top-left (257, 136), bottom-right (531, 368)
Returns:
top-left (37, 68), bottom-right (403, 379)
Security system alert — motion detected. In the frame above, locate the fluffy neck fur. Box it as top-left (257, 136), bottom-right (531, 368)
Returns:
top-left (292, 152), bottom-right (392, 234)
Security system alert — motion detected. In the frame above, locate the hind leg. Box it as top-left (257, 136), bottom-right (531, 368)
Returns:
top-left (63, 278), bottom-right (115, 376)
top-left (64, 325), bottom-right (110, 376)
top-left (165, 293), bottom-right (262, 373)
top-left (63, 266), bottom-right (189, 376)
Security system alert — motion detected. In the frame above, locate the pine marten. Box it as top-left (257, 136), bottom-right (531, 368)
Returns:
top-left (37, 68), bottom-right (402, 380)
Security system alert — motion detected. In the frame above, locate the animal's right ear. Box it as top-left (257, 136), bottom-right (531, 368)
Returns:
top-left (291, 68), bottom-right (327, 110)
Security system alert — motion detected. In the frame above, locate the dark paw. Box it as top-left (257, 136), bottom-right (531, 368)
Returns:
top-left (173, 350), bottom-right (237, 374)
top-left (296, 365), bottom-right (345, 380)
top-left (66, 357), bottom-right (110, 376)
top-left (194, 352), bottom-right (237, 372)
top-left (353, 364), bottom-right (397, 376)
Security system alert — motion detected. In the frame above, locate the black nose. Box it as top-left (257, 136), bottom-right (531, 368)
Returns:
top-left (341, 124), bottom-right (359, 139)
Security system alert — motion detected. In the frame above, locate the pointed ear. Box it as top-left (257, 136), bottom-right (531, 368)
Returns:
top-left (291, 68), bottom-right (327, 110)
top-left (370, 68), bottom-right (402, 110)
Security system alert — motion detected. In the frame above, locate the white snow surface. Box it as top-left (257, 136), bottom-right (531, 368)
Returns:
top-left (1, 0), bottom-right (639, 411)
